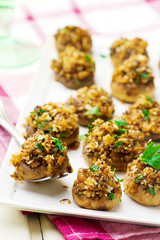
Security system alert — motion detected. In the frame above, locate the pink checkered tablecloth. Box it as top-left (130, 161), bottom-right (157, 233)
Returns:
top-left (1, 0), bottom-right (160, 239)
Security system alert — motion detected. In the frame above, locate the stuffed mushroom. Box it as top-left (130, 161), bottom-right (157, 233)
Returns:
top-left (110, 37), bottom-right (148, 68)
top-left (111, 54), bottom-right (155, 103)
top-left (122, 95), bottom-right (160, 141)
top-left (10, 130), bottom-right (73, 181)
top-left (123, 142), bottom-right (160, 206)
top-left (24, 102), bottom-right (79, 147)
top-left (54, 26), bottom-right (92, 53)
top-left (51, 46), bottom-right (95, 89)
top-left (72, 160), bottom-right (122, 210)
top-left (66, 85), bottom-right (114, 126)
top-left (82, 118), bottom-right (146, 171)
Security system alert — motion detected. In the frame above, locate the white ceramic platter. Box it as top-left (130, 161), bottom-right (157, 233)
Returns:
top-left (0, 35), bottom-right (160, 226)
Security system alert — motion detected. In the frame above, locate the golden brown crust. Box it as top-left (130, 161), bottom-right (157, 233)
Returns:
top-left (122, 95), bottom-right (160, 140)
top-left (110, 37), bottom-right (148, 68)
top-left (51, 46), bottom-right (95, 90)
top-left (111, 80), bottom-right (155, 103)
top-left (54, 26), bottom-right (92, 53)
top-left (10, 130), bottom-right (73, 181)
top-left (111, 54), bottom-right (155, 103)
top-left (72, 160), bottom-right (122, 210)
top-left (24, 102), bottom-right (79, 146)
top-left (82, 118), bottom-right (146, 171)
top-left (123, 159), bottom-right (160, 206)
top-left (66, 85), bottom-right (114, 126)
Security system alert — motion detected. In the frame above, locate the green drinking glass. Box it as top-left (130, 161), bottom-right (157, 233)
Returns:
top-left (0, 0), bottom-right (40, 69)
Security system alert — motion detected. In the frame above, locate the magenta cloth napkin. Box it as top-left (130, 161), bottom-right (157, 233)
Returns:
top-left (1, 0), bottom-right (160, 239)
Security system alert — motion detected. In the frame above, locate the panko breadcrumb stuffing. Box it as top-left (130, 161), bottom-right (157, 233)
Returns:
top-left (24, 102), bottom-right (79, 146)
top-left (10, 130), bottom-right (73, 181)
top-left (122, 95), bottom-right (160, 141)
top-left (110, 37), bottom-right (148, 68)
top-left (123, 157), bottom-right (160, 206)
top-left (51, 46), bottom-right (95, 89)
top-left (54, 26), bottom-right (92, 53)
top-left (66, 85), bottom-right (115, 126)
top-left (83, 118), bottom-right (146, 171)
top-left (72, 160), bottom-right (122, 210)
top-left (111, 54), bottom-right (155, 102)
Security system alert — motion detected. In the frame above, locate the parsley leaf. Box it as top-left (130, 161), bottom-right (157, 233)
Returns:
top-left (38, 123), bottom-right (46, 128)
top-left (145, 95), bottom-right (154, 104)
top-left (119, 128), bottom-right (127, 135)
top-left (60, 132), bottom-right (67, 137)
top-left (30, 111), bottom-right (37, 115)
top-left (39, 108), bottom-right (48, 114)
top-left (142, 109), bottom-right (151, 120)
top-left (114, 142), bottom-right (124, 148)
top-left (115, 120), bottom-right (128, 126)
top-left (147, 188), bottom-right (156, 196)
top-left (107, 192), bottom-right (115, 200)
top-left (36, 142), bottom-right (43, 151)
top-left (135, 174), bottom-right (143, 182)
top-left (89, 165), bottom-right (99, 172)
top-left (140, 72), bottom-right (150, 80)
top-left (48, 126), bottom-right (53, 132)
top-left (100, 54), bottom-right (107, 58)
top-left (52, 138), bottom-right (65, 151)
top-left (85, 106), bottom-right (100, 116)
top-left (140, 142), bottom-right (160, 170)
top-left (85, 54), bottom-right (92, 63)
top-left (78, 134), bottom-right (87, 141)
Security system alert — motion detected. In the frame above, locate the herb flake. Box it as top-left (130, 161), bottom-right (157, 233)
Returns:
top-left (85, 106), bottom-right (100, 116)
top-left (107, 192), bottom-right (115, 200)
top-left (89, 165), bottom-right (99, 172)
top-left (142, 109), bottom-right (151, 120)
top-left (52, 138), bottom-right (65, 151)
top-left (115, 120), bottom-right (128, 126)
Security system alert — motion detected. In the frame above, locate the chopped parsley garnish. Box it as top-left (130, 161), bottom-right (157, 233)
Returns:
top-left (30, 111), bottom-right (37, 115)
top-left (119, 128), bottom-right (127, 135)
top-left (21, 145), bottom-right (24, 149)
top-left (78, 192), bottom-right (84, 195)
top-left (146, 187), bottom-right (156, 196)
top-left (135, 174), bottom-right (143, 182)
top-left (85, 106), bottom-right (100, 116)
top-left (14, 190), bottom-right (16, 192)
top-left (140, 72), bottom-right (150, 80)
top-left (107, 192), bottom-right (115, 200)
top-left (88, 124), bottom-right (94, 132)
top-left (85, 54), bottom-right (92, 63)
top-left (145, 95), bottom-right (154, 104)
top-left (100, 54), bottom-right (107, 58)
top-left (48, 126), bottom-right (53, 132)
top-left (52, 138), bottom-right (65, 151)
top-left (39, 108), bottom-right (48, 114)
top-left (111, 134), bottom-right (118, 138)
top-left (89, 165), bottom-right (99, 172)
top-left (140, 142), bottom-right (160, 170)
top-left (113, 168), bottom-right (123, 182)
top-left (60, 132), bottom-right (67, 137)
top-left (36, 142), bottom-right (43, 151)
top-left (75, 80), bottom-right (81, 86)
top-left (115, 120), bottom-right (128, 126)
top-left (114, 142), bottom-right (124, 148)
top-left (142, 109), bottom-right (151, 120)
top-left (38, 122), bottom-right (46, 128)
top-left (78, 134), bottom-right (87, 141)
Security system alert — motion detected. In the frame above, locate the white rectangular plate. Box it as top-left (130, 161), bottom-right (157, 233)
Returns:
top-left (0, 34), bottom-right (160, 226)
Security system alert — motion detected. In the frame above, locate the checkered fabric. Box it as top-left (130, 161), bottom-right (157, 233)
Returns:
top-left (1, 0), bottom-right (160, 239)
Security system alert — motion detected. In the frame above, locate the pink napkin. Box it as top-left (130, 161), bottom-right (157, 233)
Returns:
top-left (1, 0), bottom-right (160, 239)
